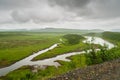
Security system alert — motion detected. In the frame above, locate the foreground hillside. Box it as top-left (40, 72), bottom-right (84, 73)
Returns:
top-left (49, 58), bottom-right (120, 80)
top-left (49, 32), bottom-right (120, 80)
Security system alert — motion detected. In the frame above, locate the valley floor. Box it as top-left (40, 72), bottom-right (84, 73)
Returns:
top-left (49, 58), bottom-right (120, 80)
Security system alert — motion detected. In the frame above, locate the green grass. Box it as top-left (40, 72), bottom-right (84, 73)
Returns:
top-left (33, 42), bottom-right (88, 60)
top-left (1, 31), bottom-right (120, 80)
top-left (0, 32), bottom-right (62, 67)
top-left (0, 32), bottom-right (88, 80)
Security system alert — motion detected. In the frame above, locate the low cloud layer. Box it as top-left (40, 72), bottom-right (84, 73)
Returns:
top-left (0, 0), bottom-right (120, 29)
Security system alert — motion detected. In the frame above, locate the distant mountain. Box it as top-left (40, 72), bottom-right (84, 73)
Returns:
top-left (0, 28), bottom-right (104, 33)
top-left (29, 28), bottom-right (104, 33)
top-left (0, 29), bottom-right (28, 32)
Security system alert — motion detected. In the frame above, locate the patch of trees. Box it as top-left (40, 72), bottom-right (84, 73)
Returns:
top-left (102, 32), bottom-right (120, 42)
top-left (85, 44), bottom-right (120, 65)
top-left (63, 34), bottom-right (84, 45)
top-left (85, 32), bottom-right (120, 65)
top-left (84, 33), bottom-right (96, 36)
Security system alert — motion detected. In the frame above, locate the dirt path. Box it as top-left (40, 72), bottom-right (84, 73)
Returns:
top-left (49, 58), bottom-right (120, 80)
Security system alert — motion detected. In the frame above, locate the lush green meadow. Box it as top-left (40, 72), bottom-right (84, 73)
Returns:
top-left (33, 42), bottom-right (88, 61)
top-left (0, 31), bottom-right (120, 80)
top-left (0, 32), bottom-right (88, 80)
top-left (0, 32), bottom-right (62, 67)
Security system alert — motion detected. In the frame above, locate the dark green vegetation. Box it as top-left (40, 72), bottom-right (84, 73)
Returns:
top-left (0, 32), bottom-right (62, 67)
top-left (102, 32), bottom-right (120, 42)
top-left (63, 34), bottom-right (84, 45)
top-left (86, 32), bottom-right (120, 65)
top-left (83, 32), bottom-right (102, 37)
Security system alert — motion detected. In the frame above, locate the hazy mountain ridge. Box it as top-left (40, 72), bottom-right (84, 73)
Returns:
top-left (0, 28), bottom-right (104, 33)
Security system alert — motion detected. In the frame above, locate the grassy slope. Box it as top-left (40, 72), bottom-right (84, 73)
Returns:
top-left (0, 32), bottom-right (62, 67)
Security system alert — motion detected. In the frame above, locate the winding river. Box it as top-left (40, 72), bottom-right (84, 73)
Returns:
top-left (0, 36), bottom-right (114, 77)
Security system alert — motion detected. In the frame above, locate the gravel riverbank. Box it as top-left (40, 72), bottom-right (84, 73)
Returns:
top-left (49, 58), bottom-right (120, 80)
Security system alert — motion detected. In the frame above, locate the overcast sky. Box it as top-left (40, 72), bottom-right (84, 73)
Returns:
top-left (0, 0), bottom-right (120, 30)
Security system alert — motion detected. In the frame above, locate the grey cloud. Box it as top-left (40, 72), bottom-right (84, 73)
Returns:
top-left (0, 0), bottom-right (49, 10)
top-left (11, 5), bottom-right (64, 23)
top-left (1, 0), bottom-right (120, 19)
top-left (49, 0), bottom-right (92, 19)
top-left (51, 0), bottom-right (90, 9)
top-left (88, 0), bottom-right (120, 19)
top-left (51, 0), bottom-right (120, 19)
top-left (0, 0), bottom-right (31, 10)
top-left (11, 10), bottom-right (30, 23)
top-left (0, 0), bottom-right (120, 30)
top-left (1, 0), bottom-right (66, 23)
